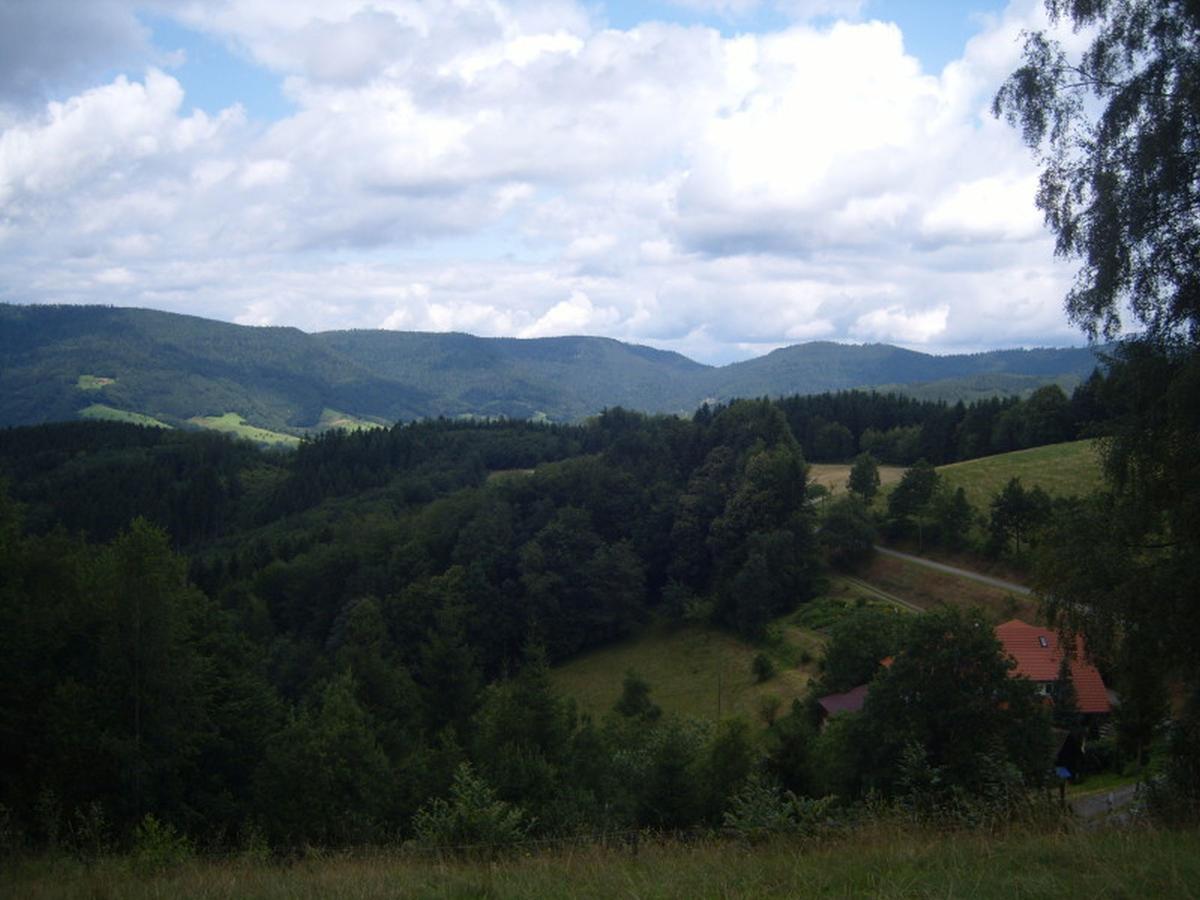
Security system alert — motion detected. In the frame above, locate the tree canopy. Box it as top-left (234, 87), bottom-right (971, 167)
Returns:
top-left (994, 0), bottom-right (1200, 341)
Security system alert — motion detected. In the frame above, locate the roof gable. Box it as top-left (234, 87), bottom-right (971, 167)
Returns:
top-left (995, 620), bottom-right (1111, 714)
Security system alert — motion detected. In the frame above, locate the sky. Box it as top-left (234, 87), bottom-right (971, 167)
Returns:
top-left (0, 0), bottom-right (1095, 364)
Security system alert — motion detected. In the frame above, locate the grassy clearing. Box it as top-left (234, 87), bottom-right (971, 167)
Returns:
top-left (75, 375), bottom-right (115, 390)
top-left (312, 408), bottom-right (386, 432)
top-left (858, 554), bottom-right (1038, 624)
top-left (938, 439), bottom-right (1103, 512)
top-left (552, 578), bottom-right (908, 724)
top-left (6, 826), bottom-right (1198, 899)
top-left (791, 576), bottom-right (913, 629)
top-left (808, 462), bottom-right (906, 495)
top-left (78, 404), bottom-right (170, 429)
top-left (551, 619), bottom-right (820, 724)
top-left (486, 468), bottom-right (536, 483)
top-left (187, 413), bottom-right (300, 447)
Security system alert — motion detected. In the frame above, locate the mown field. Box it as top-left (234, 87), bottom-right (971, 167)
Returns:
top-left (808, 462), bottom-right (906, 494)
top-left (937, 439), bottom-right (1103, 511)
top-left (6, 825), bottom-right (1198, 899)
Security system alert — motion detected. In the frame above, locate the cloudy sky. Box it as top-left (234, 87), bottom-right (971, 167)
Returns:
top-left (0, 0), bottom-right (1092, 364)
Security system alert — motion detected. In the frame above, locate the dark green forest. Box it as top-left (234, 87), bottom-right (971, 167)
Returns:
top-left (0, 364), bottom-right (1155, 852)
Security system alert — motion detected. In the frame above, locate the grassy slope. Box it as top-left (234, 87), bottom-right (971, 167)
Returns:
top-left (937, 439), bottom-right (1103, 511)
top-left (8, 827), bottom-right (1198, 899)
top-left (78, 404), bottom-right (171, 430)
top-left (551, 578), bottom-right (902, 723)
top-left (186, 413), bottom-right (300, 447)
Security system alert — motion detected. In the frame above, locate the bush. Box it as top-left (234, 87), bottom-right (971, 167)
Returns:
top-left (722, 775), bottom-right (837, 843)
top-left (752, 653), bottom-right (776, 684)
top-left (129, 814), bottom-right (193, 873)
top-left (411, 763), bottom-right (532, 855)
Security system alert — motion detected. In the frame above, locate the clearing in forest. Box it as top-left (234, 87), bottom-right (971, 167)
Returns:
top-left (187, 412), bottom-right (300, 447)
top-left (79, 403), bottom-right (170, 429)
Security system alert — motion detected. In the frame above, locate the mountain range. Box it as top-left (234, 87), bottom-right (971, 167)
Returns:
top-left (0, 303), bottom-right (1104, 436)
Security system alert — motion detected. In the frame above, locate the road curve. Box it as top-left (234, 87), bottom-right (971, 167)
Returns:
top-left (875, 546), bottom-right (1033, 596)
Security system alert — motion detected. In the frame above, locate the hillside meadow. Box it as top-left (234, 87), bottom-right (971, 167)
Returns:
top-left (550, 577), bottom-right (906, 723)
top-left (5, 825), bottom-right (1198, 899)
top-left (937, 439), bottom-right (1103, 511)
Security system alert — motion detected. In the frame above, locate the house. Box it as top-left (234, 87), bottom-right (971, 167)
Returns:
top-left (815, 683), bottom-right (870, 722)
top-left (994, 619), bottom-right (1111, 716)
top-left (814, 619), bottom-right (1112, 728)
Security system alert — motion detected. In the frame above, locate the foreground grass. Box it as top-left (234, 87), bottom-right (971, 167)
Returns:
top-left (187, 412), bottom-right (300, 447)
top-left (937, 440), bottom-right (1103, 512)
top-left (7, 825), bottom-right (1199, 899)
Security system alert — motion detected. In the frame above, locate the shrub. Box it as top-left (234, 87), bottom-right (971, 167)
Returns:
top-left (752, 653), bottom-right (776, 684)
top-left (411, 763), bottom-right (532, 855)
top-left (129, 814), bottom-right (193, 873)
top-left (723, 775), bottom-right (837, 843)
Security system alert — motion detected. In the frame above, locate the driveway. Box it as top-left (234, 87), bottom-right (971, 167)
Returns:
top-left (875, 546), bottom-right (1033, 596)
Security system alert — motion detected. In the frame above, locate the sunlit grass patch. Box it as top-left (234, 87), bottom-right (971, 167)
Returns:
top-left (187, 412), bottom-right (300, 447)
top-left (79, 403), bottom-right (170, 429)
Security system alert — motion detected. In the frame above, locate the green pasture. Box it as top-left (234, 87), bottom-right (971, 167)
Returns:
top-left (312, 408), bottom-right (387, 432)
top-left (187, 413), bottom-right (300, 447)
top-left (550, 577), bottom-right (909, 725)
top-left (937, 440), bottom-right (1103, 511)
top-left (75, 375), bottom-right (115, 390)
top-left (78, 404), bottom-right (170, 429)
top-left (551, 619), bottom-right (820, 725)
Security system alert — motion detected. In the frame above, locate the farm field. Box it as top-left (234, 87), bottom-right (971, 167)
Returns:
top-left (78, 403), bottom-right (170, 429)
top-left (6, 825), bottom-right (1198, 899)
top-left (937, 439), bottom-right (1103, 511)
top-left (808, 462), bottom-right (905, 494)
top-left (187, 413), bottom-right (300, 447)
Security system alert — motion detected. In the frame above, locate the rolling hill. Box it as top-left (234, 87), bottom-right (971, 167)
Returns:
top-left (0, 303), bottom-right (1105, 434)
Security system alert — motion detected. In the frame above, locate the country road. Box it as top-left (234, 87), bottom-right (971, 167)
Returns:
top-left (876, 546), bottom-right (1033, 596)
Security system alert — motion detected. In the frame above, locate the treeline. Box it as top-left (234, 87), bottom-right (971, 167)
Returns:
top-left (780, 376), bottom-right (1105, 464)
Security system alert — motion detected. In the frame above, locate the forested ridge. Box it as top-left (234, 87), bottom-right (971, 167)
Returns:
top-left (0, 371), bottom-right (1124, 851)
top-left (0, 302), bottom-right (1103, 432)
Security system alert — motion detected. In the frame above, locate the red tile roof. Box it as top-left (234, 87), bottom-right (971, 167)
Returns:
top-left (995, 620), bottom-right (1111, 714)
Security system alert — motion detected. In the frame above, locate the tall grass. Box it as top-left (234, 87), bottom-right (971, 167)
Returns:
top-left (6, 824), bottom-right (1198, 899)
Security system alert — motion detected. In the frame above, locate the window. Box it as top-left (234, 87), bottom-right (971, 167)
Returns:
top-left (1038, 636), bottom-right (1049, 648)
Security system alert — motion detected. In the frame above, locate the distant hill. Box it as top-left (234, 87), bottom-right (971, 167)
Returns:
top-left (0, 303), bottom-right (1105, 434)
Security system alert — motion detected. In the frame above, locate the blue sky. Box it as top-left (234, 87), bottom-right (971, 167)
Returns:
top-left (0, 0), bottom-right (1085, 364)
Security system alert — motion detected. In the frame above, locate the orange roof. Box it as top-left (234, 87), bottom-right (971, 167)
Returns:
top-left (995, 620), bottom-right (1111, 714)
